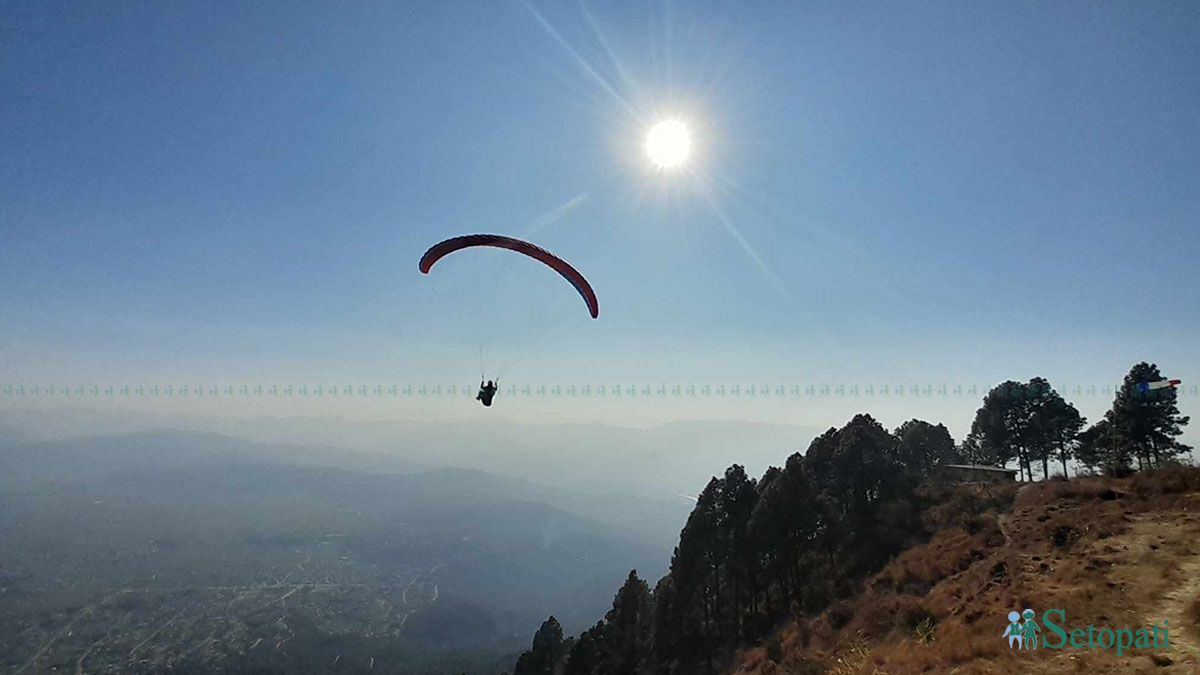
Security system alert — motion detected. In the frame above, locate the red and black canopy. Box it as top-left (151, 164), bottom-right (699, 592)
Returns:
top-left (419, 234), bottom-right (598, 319)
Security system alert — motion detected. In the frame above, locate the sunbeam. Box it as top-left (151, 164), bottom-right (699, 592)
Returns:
top-left (578, 0), bottom-right (638, 100)
top-left (516, 0), bottom-right (643, 123)
top-left (707, 169), bottom-right (911, 306)
top-left (691, 171), bottom-right (789, 298)
top-left (520, 193), bottom-right (592, 239)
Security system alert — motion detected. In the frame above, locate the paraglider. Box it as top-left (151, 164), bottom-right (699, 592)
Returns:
top-left (476, 379), bottom-right (498, 407)
top-left (420, 234), bottom-right (599, 407)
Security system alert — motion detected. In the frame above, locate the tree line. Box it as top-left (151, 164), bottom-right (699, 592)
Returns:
top-left (504, 361), bottom-right (1190, 675)
top-left (965, 362), bottom-right (1190, 480)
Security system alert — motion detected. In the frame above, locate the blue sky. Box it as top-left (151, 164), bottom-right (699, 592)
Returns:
top-left (2, 1), bottom-right (1198, 438)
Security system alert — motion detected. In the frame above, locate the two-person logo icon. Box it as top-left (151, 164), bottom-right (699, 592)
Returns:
top-left (1003, 609), bottom-right (1041, 649)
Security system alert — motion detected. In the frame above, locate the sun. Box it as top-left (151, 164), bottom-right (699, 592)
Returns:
top-left (645, 119), bottom-right (692, 169)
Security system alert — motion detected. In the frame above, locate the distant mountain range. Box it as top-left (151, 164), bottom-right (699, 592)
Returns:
top-left (0, 408), bottom-right (823, 544)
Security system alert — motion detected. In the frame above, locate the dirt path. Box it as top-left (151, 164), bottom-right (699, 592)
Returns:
top-left (1149, 502), bottom-right (1200, 665)
top-left (1033, 504), bottom-right (1200, 674)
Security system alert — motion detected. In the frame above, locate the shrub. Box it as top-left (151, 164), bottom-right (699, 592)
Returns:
top-left (901, 605), bottom-right (937, 634)
top-left (765, 634), bottom-right (783, 663)
top-left (914, 616), bottom-right (937, 644)
top-left (1051, 525), bottom-right (1080, 549)
top-left (1130, 467), bottom-right (1200, 497)
top-left (828, 600), bottom-right (855, 630)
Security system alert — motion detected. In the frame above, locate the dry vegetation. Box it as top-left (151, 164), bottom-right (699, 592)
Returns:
top-left (731, 467), bottom-right (1200, 675)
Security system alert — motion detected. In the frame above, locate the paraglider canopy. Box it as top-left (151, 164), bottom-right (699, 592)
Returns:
top-left (419, 234), bottom-right (599, 319)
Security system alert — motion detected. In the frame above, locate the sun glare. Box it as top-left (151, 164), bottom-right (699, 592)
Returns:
top-left (645, 119), bottom-right (692, 169)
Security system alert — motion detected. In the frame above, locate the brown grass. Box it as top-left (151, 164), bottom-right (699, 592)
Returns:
top-left (730, 467), bottom-right (1200, 675)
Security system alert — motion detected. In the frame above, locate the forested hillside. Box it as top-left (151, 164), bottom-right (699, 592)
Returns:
top-left (505, 363), bottom-right (1192, 675)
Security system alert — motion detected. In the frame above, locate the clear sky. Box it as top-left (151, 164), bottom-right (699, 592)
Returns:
top-left (2, 1), bottom-right (1198, 441)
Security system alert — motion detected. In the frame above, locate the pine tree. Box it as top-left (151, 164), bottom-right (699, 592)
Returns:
top-left (668, 478), bottom-right (722, 674)
top-left (514, 616), bottom-right (566, 675)
top-left (971, 380), bottom-right (1041, 480)
top-left (894, 420), bottom-right (958, 476)
top-left (716, 465), bottom-right (759, 643)
top-left (1034, 392), bottom-right (1085, 478)
top-left (1023, 378), bottom-right (1059, 479)
top-left (603, 571), bottom-right (653, 675)
top-left (1076, 417), bottom-right (1131, 475)
top-left (1111, 363), bottom-right (1192, 469)
top-left (562, 622), bottom-right (606, 675)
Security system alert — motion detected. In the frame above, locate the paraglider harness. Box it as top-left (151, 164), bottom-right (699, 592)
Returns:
top-left (477, 379), bottom-right (498, 407)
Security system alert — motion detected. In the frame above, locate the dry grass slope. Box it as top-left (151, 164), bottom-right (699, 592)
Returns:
top-left (732, 468), bottom-right (1200, 675)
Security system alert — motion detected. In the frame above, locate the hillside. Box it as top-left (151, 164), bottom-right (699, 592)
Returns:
top-left (502, 412), bottom-right (1197, 675)
top-left (733, 469), bottom-right (1200, 674)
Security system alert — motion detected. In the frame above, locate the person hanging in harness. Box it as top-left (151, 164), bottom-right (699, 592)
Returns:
top-left (476, 379), bottom-right (498, 407)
